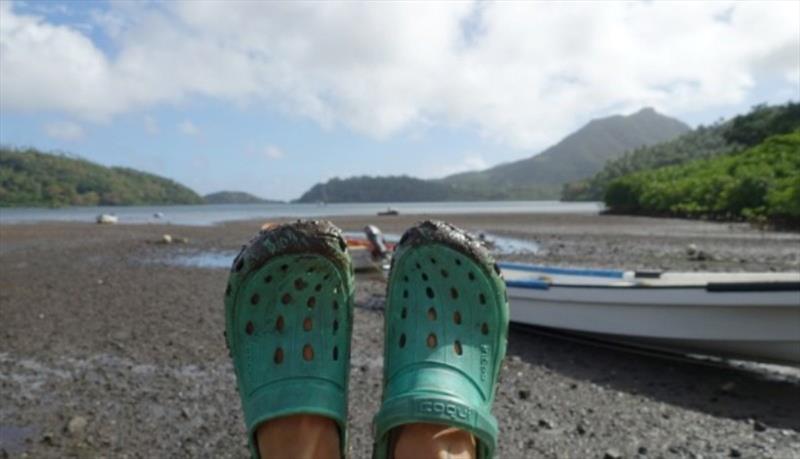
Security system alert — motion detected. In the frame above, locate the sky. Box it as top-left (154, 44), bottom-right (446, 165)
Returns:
top-left (0, 1), bottom-right (798, 201)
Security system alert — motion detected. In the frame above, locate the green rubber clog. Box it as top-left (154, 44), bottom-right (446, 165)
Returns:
top-left (373, 220), bottom-right (509, 459)
top-left (224, 220), bottom-right (354, 458)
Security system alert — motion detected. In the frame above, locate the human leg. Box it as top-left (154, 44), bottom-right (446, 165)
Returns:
top-left (392, 422), bottom-right (476, 459)
top-left (256, 414), bottom-right (340, 459)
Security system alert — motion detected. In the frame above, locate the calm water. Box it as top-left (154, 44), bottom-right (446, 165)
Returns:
top-left (165, 231), bottom-right (539, 269)
top-left (0, 201), bottom-right (602, 226)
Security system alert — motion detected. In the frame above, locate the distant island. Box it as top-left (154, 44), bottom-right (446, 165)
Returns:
top-left (0, 147), bottom-right (202, 207)
top-left (204, 191), bottom-right (282, 204)
top-left (297, 107), bottom-right (690, 202)
top-left (297, 175), bottom-right (452, 203)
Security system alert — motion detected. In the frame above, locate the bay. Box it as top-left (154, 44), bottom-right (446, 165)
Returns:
top-left (0, 201), bottom-right (603, 226)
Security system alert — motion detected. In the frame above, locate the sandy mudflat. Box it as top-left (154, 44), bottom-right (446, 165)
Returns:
top-left (0, 213), bottom-right (799, 458)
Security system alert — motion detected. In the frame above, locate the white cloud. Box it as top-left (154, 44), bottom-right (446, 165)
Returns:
top-left (244, 144), bottom-right (286, 160)
top-left (42, 120), bottom-right (84, 141)
top-left (143, 115), bottom-right (158, 135)
top-left (421, 153), bottom-right (489, 178)
top-left (178, 120), bottom-right (198, 136)
top-left (89, 8), bottom-right (127, 38)
top-left (2, 1), bottom-right (798, 149)
top-left (262, 145), bottom-right (284, 160)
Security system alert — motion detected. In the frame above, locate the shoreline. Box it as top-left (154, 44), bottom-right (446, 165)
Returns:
top-left (4, 211), bottom-right (797, 272)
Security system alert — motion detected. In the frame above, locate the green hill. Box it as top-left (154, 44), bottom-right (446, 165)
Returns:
top-left (296, 175), bottom-right (452, 203)
top-left (563, 102), bottom-right (800, 201)
top-left (604, 131), bottom-right (800, 226)
top-left (442, 107), bottom-right (690, 199)
top-left (0, 147), bottom-right (203, 207)
top-left (204, 191), bottom-right (279, 204)
top-left (297, 108), bottom-right (689, 202)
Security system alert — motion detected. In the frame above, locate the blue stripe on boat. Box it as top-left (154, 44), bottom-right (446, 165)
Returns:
top-left (505, 279), bottom-right (550, 290)
top-left (498, 261), bottom-right (625, 279)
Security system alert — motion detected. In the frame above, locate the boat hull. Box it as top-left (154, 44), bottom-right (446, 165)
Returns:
top-left (507, 284), bottom-right (800, 365)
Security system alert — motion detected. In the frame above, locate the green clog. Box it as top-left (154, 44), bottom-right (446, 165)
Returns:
top-left (373, 220), bottom-right (509, 459)
top-left (224, 220), bottom-right (354, 458)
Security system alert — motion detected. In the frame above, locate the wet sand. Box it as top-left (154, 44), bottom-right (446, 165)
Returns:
top-left (1, 213), bottom-right (799, 458)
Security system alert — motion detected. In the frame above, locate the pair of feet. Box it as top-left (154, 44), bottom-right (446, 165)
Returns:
top-left (224, 220), bottom-right (509, 458)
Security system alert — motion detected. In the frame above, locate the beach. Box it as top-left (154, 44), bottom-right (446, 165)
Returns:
top-left (1, 213), bottom-right (799, 458)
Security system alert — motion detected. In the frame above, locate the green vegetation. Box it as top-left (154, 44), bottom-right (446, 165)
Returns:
top-left (297, 176), bottom-right (453, 203)
top-left (296, 176), bottom-right (563, 203)
top-left (0, 147), bottom-right (203, 207)
top-left (564, 102), bottom-right (800, 201)
top-left (604, 131), bottom-right (800, 226)
top-left (204, 191), bottom-right (279, 204)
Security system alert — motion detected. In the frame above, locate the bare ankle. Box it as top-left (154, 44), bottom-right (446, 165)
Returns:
top-left (392, 423), bottom-right (476, 459)
top-left (256, 414), bottom-right (340, 459)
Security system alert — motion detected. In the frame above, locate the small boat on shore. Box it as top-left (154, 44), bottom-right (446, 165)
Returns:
top-left (377, 207), bottom-right (399, 216)
top-left (501, 262), bottom-right (800, 365)
top-left (96, 213), bottom-right (118, 224)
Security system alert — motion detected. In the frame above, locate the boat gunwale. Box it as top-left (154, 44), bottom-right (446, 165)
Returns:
top-left (506, 281), bottom-right (800, 292)
top-left (500, 262), bottom-right (800, 293)
top-left (497, 261), bottom-right (625, 279)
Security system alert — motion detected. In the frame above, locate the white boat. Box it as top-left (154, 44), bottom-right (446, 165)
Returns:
top-left (500, 262), bottom-right (800, 365)
top-left (96, 213), bottom-right (118, 224)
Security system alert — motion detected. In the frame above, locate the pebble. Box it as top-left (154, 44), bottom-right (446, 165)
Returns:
top-left (161, 234), bottom-right (173, 244)
top-left (753, 421), bottom-right (767, 432)
top-left (67, 416), bottom-right (88, 437)
top-left (538, 418), bottom-right (555, 429)
top-left (719, 381), bottom-right (736, 393)
top-left (40, 433), bottom-right (57, 447)
top-left (525, 439), bottom-right (535, 449)
top-left (686, 243), bottom-right (712, 261)
top-left (111, 330), bottom-right (132, 341)
top-left (604, 448), bottom-right (623, 459)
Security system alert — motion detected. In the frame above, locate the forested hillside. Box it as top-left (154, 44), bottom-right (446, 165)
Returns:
top-left (0, 147), bottom-right (203, 207)
top-left (204, 191), bottom-right (279, 204)
top-left (296, 176), bottom-right (452, 203)
top-left (563, 102), bottom-right (800, 201)
top-left (297, 108), bottom-right (689, 202)
top-left (442, 108), bottom-right (689, 199)
top-left (604, 131), bottom-right (800, 226)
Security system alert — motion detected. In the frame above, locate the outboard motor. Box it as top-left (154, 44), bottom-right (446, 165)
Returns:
top-left (364, 225), bottom-right (388, 259)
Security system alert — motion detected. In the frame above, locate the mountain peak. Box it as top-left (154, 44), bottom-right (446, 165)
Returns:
top-left (633, 107), bottom-right (658, 116)
top-left (585, 107), bottom-right (664, 128)
top-left (443, 109), bottom-right (690, 191)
